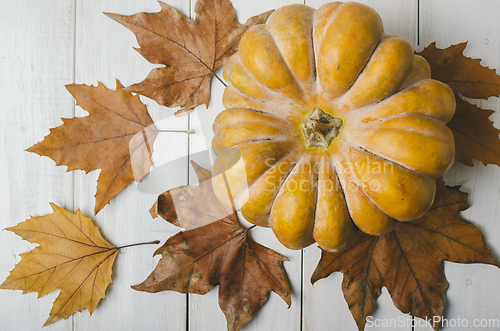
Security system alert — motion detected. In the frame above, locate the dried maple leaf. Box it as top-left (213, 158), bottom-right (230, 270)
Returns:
top-left (27, 80), bottom-right (157, 214)
top-left (150, 160), bottom-right (234, 230)
top-left (311, 179), bottom-right (500, 331)
top-left (0, 203), bottom-right (120, 326)
top-left (141, 163), bottom-right (291, 331)
top-left (417, 42), bottom-right (500, 166)
top-left (105, 0), bottom-right (273, 116)
top-left (449, 98), bottom-right (500, 165)
top-left (418, 42), bottom-right (500, 99)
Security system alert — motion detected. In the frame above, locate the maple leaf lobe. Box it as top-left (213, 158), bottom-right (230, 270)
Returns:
top-left (448, 98), bottom-right (500, 166)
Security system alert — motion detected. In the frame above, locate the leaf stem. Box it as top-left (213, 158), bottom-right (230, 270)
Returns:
top-left (154, 129), bottom-right (196, 134)
top-left (116, 240), bottom-right (160, 250)
top-left (214, 72), bottom-right (227, 87)
top-left (247, 225), bottom-right (257, 232)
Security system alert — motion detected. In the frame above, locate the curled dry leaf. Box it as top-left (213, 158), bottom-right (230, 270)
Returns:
top-left (105, 0), bottom-right (273, 116)
top-left (311, 179), bottom-right (500, 331)
top-left (27, 80), bottom-right (157, 214)
top-left (417, 42), bottom-right (500, 166)
top-left (150, 160), bottom-right (234, 230)
top-left (0, 203), bottom-right (119, 326)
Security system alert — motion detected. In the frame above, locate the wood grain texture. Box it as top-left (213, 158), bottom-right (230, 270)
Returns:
top-left (416, 0), bottom-right (500, 330)
top-left (1, 0), bottom-right (499, 330)
top-left (187, 2), bottom-right (304, 330)
top-left (72, 0), bottom-right (189, 331)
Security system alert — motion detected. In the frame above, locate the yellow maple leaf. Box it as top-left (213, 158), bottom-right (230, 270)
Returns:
top-left (1, 203), bottom-right (119, 326)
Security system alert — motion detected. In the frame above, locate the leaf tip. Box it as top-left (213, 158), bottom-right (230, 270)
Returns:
top-left (48, 202), bottom-right (59, 210)
top-left (149, 200), bottom-right (159, 218)
top-left (115, 79), bottom-right (125, 90)
top-left (174, 106), bottom-right (195, 117)
top-left (131, 283), bottom-right (144, 292)
top-left (42, 315), bottom-right (60, 328)
top-left (103, 11), bottom-right (121, 22)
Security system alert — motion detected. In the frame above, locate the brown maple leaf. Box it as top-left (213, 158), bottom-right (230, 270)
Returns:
top-left (140, 163), bottom-right (291, 331)
top-left (150, 160), bottom-right (234, 230)
top-left (418, 42), bottom-right (500, 99)
top-left (0, 203), bottom-right (120, 326)
top-left (311, 179), bottom-right (500, 331)
top-left (417, 42), bottom-right (500, 166)
top-left (449, 98), bottom-right (500, 166)
top-left (27, 80), bottom-right (157, 214)
top-left (105, 0), bottom-right (273, 116)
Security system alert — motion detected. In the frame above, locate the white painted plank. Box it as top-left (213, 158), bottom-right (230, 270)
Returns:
top-left (3, 0), bottom-right (500, 330)
top-left (187, 0), bottom-right (305, 330)
top-left (0, 1), bottom-right (76, 330)
top-left (417, 0), bottom-right (500, 330)
top-left (302, 1), bottom-right (416, 330)
top-left (72, 0), bottom-right (189, 330)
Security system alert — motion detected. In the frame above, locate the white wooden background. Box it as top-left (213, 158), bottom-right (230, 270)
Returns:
top-left (1, 0), bottom-right (499, 330)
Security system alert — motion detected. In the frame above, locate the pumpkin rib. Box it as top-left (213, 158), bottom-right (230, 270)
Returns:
top-left (335, 39), bottom-right (382, 104)
top-left (394, 55), bottom-right (431, 92)
top-left (337, 141), bottom-right (436, 221)
top-left (265, 31), bottom-right (309, 103)
top-left (340, 135), bottom-right (438, 181)
top-left (314, 2), bottom-right (384, 104)
top-left (311, 3), bottom-right (341, 97)
top-left (246, 146), bottom-right (304, 189)
top-left (238, 25), bottom-right (308, 106)
top-left (344, 181), bottom-right (400, 234)
top-left (344, 79), bottom-right (456, 123)
top-left (224, 138), bottom-right (298, 153)
top-left (265, 6), bottom-right (315, 102)
top-left (353, 112), bottom-right (453, 125)
top-left (337, 167), bottom-right (397, 227)
top-left (211, 141), bottom-right (301, 210)
top-left (330, 150), bottom-right (399, 235)
top-left (335, 36), bottom-right (384, 99)
top-left (212, 108), bottom-right (294, 132)
top-left (335, 36), bottom-right (415, 116)
top-left (212, 108), bottom-right (293, 133)
top-left (270, 153), bottom-right (318, 249)
top-left (241, 148), bottom-right (303, 227)
top-left (214, 138), bottom-right (298, 157)
top-left (312, 154), bottom-right (359, 251)
top-left (225, 53), bottom-right (305, 108)
top-left (222, 85), bottom-right (305, 121)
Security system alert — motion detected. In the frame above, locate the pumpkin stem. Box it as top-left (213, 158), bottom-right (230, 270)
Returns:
top-left (302, 108), bottom-right (342, 148)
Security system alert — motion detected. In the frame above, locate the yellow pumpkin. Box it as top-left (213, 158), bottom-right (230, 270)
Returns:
top-left (211, 2), bottom-right (455, 251)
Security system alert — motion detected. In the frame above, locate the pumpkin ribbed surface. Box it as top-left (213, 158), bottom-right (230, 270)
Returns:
top-left (211, 2), bottom-right (455, 251)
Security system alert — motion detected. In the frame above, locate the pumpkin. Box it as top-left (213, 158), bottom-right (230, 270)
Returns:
top-left (211, 2), bottom-right (456, 251)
